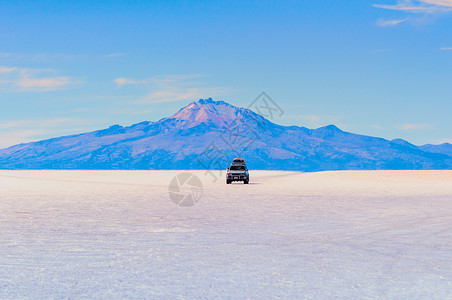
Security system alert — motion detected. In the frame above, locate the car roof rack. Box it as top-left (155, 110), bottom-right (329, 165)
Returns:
top-left (231, 158), bottom-right (246, 165)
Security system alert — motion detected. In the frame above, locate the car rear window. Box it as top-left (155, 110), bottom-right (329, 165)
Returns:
top-left (230, 165), bottom-right (246, 170)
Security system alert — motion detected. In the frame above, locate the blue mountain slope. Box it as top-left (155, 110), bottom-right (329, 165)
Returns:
top-left (419, 143), bottom-right (452, 157)
top-left (0, 98), bottom-right (451, 170)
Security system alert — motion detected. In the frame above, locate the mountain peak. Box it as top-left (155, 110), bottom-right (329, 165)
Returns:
top-left (166, 98), bottom-right (265, 129)
top-left (323, 124), bottom-right (341, 131)
top-left (391, 138), bottom-right (416, 148)
top-left (197, 97), bottom-right (215, 104)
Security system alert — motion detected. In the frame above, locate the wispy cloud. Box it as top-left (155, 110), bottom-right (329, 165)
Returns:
top-left (373, 0), bottom-right (452, 25)
top-left (101, 53), bottom-right (126, 59)
top-left (441, 47), bottom-right (452, 50)
top-left (114, 77), bottom-right (150, 86)
top-left (18, 76), bottom-right (72, 90)
top-left (374, 0), bottom-right (452, 13)
top-left (0, 65), bottom-right (80, 92)
top-left (115, 74), bottom-right (231, 103)
top-left (0, 66), bottom-right (17, 73)
top-left (377, 18), bottom-right (408, 26)
top-left (423, 0), bottom-right (452, 7)
top-left (397, 123), bottom-right (434, 130)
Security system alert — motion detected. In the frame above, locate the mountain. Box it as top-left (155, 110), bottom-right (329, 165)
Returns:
top-left (391, 138), bottom-right (417, 148)
top-left (419, 143), bottom-right (452, 157)
top-left (0, 98), bottom-right (451, 171)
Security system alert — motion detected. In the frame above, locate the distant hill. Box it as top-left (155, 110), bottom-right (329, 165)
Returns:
top-left (419, 143), bottom-right (452, 157)
top-left (0, 98), bottom-right (451, 171)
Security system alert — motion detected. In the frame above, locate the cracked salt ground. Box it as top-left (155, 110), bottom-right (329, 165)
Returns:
top-left (0, 170), bottom-right (451, 298)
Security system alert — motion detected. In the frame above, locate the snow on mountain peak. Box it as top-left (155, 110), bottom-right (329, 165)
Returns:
top-left (166, 98), bottom-right (265, 129)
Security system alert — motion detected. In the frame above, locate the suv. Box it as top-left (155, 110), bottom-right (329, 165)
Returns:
top-left (226, 158), bottom-right (249, 184)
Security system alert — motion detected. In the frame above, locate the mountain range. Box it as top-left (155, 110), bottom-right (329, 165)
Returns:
top-left (0, 98), bottom-right (451, 171)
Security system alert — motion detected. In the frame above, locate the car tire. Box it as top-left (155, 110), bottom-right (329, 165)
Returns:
top-left (226, 180), bottom-right (231, 184)
top-left (244, 180), bottom-right (249, 184)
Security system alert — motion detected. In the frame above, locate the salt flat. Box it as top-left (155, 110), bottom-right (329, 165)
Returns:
top-left (0, 170), bottom-right (451, 298)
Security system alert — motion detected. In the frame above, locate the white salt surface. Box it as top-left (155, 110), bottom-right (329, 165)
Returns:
top-left (0, 170), bottom-right (451, 298)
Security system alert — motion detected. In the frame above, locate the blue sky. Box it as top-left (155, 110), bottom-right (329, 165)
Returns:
top-left (0, 0), bottom-right (451, 148)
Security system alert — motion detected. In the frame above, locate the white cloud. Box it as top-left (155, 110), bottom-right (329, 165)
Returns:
top-left (441, 47), bottom-right (452, 50)
top-left (18, 76), bottom-right (71, 91)
top-left (422, 0), bottom-right (452, 7)
top-left (373, 0), bottom-right (452, 25)
top-left (397, 123), bottom-right (434, 130)
top-left (114, 74), bottom-right (231, 103)
top-left (377, 18), bottom-right (408, 26)
top-left (0, 66), bottom-right (17, 73)
top-left (374, 0), bottom-right (452, 13)
top-left (114, 77), bottom-right (149, 86)
top-left (0, 65), bottom-right (79, 92)
top-left (102, 53), bottom-right (126, 59)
